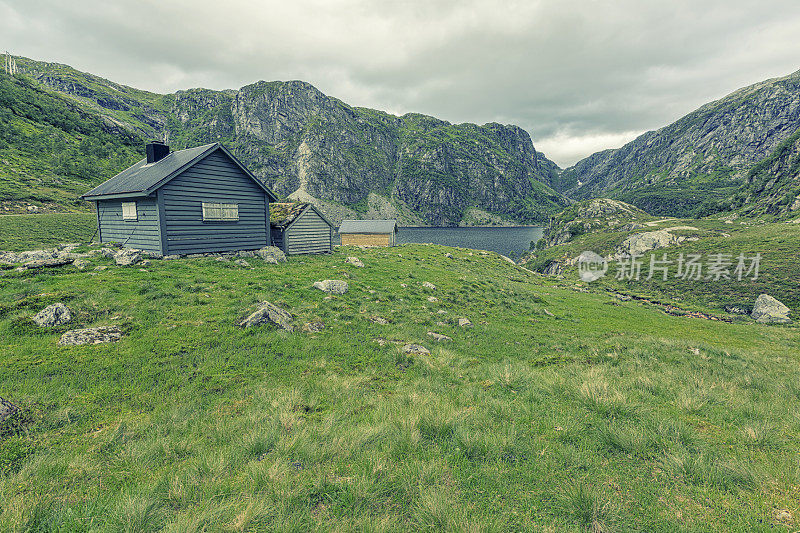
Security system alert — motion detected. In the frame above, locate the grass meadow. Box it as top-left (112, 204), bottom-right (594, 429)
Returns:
top-left (0, 216), bottom-right (799, 531)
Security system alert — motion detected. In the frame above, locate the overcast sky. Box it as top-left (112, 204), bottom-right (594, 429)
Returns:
top-left (2, 0), bottom-right (800, 167)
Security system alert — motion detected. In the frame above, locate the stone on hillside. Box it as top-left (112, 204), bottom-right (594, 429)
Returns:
top-left (0, 249), bottom-right (55, 265)
top-left (101, 248), bottom-right (117, 258)
top-left (724, 304), bottom-right (748, 315)
top-left (94, 266), bottom-right (108, 271)
top-left (750, 294), bottom-right (792, 324)
top-left (422, 281), bottom-right (436, 290)
top-left (619, 222), bottom-right (645, 231)
top-left (543, 308), bottom-right (555, 317)
top-left (141, 260), bottom-right (151, 267)
top-left (32, 303), bottom-right (73, 327)
top-left (437, 309), bottom-right (448, 314)
top-left (427, 296), bottom-right (439, 303)
top-left (238, 301), bottom-right (294, 331)
top-left (427, 331), bottom-right (452, 342)
top-left (254, 246), bottom-right (287, 263)
top-left (346, 256), bottom-right (364, 267)
top-left (234, 259), bottom-right (251, 267)
top-left (302, 321), bottom-right (325, 333)
top-left (59, 326), bottom-right (123, 346)
top-left (163, 255), bottom-right (180, 260)
top-left (400, 283), bottom-right (408, 288)
top-left (22, 257), bottom-right (73, 269)
top-left (445, 253), bottom-right (454, 259)
top-left (73, 258), bottom-right (90, 270)
top-left (114, 249), bottom-right (141, 266)
top-left (313, 279), bottom-right (348, 294)
top-left (616, 230), bottom-right (678, 257)
top-left (215, 256), bottom-right (230, 262)
top-left (370, 316), bottom-right (390, 325)
top-left (457, 318), bottom-right (472, 327)
top-left (542, 261), bottom-right (564, 276)
top-left (403, 344), bottom-right (430, 356)
top-left (237, 250), bottom-right (256, 258)
top-left (0, 397), bottom-right (19, 423)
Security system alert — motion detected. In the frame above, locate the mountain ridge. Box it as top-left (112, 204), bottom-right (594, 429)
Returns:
top-left (7, 56), bottom-right (567, 225)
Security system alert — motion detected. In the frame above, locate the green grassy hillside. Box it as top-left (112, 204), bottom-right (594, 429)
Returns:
top-left (0, 72), bottom-right (143, 213)
top-left (1, 232), bottom-right (798, 530)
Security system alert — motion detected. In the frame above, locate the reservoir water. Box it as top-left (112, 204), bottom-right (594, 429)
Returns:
top-left (338, 226), bottom-right (544, 258)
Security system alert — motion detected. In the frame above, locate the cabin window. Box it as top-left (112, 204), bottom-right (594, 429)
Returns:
top-left (202, 202), bottom-right (239, 222)
top-left (121, 201), bottom-right (138, 221)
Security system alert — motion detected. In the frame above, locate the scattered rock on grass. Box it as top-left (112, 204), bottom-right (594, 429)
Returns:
top-left (313, 280), bottom-right (348, 294)
top-left (403, 344), bottom-right (430, 356)
top-left (543, 308), bottom-right (555, 317)
top-left (422, 281), bottom-right (436, 290)
top-left (238, 301), bottom-right (294, 331)
top-left (370, 316), bottom-right (390, 325)
top-left (302, 321), bottom-right (325, 333)
top-left (724, 304), bottom-right (748, 315)
top-left (32, 303), bottom-right (72, 327)
top-left (215, 256), bottom-right (230, 262)
top-left (346, 256), bottom-right (364, 267)
top-left (254, 246), bottom-right (287, 263)
top-left (457, 318), bottom-right (472, 327)
top-left (751, 294), bottom-right (791, 323)
top-left (94, 266), bottom-right (108, 271)
top-left (114, 249), bottom-right (141, 266)
top-left (427, 331), bottom-right (452, 342)
top-left (22, 257), bottom-right (74, 269)
top-left (73, 258), bottom-right (90, 270)
top-left (234, 259), bottom-right (251, 268)
top-left (59, 326), bottom-right (123, 346)
top-left (427, 296), bottom-right (439, 303)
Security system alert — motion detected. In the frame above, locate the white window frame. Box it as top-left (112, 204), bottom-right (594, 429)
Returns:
top-left (121, 201), bottom-right (137, 221)
top-left (202, 202), bottom-right (239, 222)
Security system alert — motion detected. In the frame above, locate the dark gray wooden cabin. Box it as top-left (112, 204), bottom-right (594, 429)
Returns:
top-left (81, 142), bottom-right (278, 256)
top-left (270, 202), bottom-right (334, 255)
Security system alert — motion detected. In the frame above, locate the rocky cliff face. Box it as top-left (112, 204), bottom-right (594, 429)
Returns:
top-left (15, 57), bottom-right (566, 225)
top-left (559, 69), bottom-right (800, 217)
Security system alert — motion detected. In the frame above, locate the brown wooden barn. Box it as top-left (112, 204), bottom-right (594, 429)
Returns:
top-left (338, 220), bottom-right (398, 247)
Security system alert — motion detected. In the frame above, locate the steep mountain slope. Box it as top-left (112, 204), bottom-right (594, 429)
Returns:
top-left (9, 56), bottom-right (566, 225)
top-left (0, 71), bottom-right (142, 212)
top-left (558, 69), bottom-right (800, 217)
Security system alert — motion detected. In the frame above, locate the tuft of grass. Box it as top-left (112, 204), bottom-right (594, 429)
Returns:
top-left (556, 482), bottom-right (617, 533)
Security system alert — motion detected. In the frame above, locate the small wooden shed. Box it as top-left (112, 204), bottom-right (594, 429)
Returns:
top-left (80, 141), bottom-right (278, 256)
top-left (270, 202), bottom-right (334, 255)
top-left (338, 220), bottom-right (398, 247)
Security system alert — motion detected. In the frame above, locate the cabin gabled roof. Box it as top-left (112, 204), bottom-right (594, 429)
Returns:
top-left (80, 142), bottom-right (278, 201)
top-left (270, 202), bottom-right (333, 230)
top-left (338, 219), bottom-right (398, 234)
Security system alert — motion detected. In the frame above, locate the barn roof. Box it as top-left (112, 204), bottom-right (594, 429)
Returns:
top-left (338, 219), bottom-right (398, 234)
top-left (81, 142), bottom-right (278, 201)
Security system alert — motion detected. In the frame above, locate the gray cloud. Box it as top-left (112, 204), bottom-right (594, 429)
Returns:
top-left (2, 0), bottom-right (799, 166)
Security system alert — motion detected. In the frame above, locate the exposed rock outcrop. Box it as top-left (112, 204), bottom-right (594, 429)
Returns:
top-left (750, 294), bottom-right (792, 324)
top-left (238, 301), bottom-right (294, 331)
top-left (313, 280), bottom-right (349, 294)
top-left (59, 326), bottom-right (123, 345)
top-left (32, 303), bottom-right (73, 327)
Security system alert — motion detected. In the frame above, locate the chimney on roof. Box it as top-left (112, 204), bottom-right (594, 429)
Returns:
top-left (146, 141), bottom-right (169, 164)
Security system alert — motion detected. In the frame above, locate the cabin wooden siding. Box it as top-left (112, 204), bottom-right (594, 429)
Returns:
top-left (96, 197), bottom-right (162, 254)
top-left (340, 233), bottom-right (393, 247)
top-left (271, 207), bottom-right (333, 255)
top-left (159, 151), bottom-right (270, 255)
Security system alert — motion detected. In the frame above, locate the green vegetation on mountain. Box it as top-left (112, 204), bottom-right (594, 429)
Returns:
top-left (0, 72), bottom-right (142, 211)
top-left (559, 69), bottom-right (800, 218)
top-left (0, 215), bottom-right (798, 529)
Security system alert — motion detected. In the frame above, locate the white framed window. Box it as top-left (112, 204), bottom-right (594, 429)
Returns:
top-left (121, 201), bottom-right (137, 221)
top-left (202, 202), bottom-right (239, 222)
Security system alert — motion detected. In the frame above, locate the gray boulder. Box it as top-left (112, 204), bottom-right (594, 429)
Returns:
top-left (422, 281), bottom-right (436, 290)
top-left (457, 318), bottom-right (473, 327)
top-left (101, 248), bottom-right (117, 258)
top-left (751, 294), bottom-right (792, 324)
top-left (346, 256), bottom-right (364, 267)
top-left (616, 230), bottom-right (678, 257)
top-left (403, 344), bottom-right (430, 356)
top-left (313, 280), bottom-right (348, 294)
top-left (234, 259), bottom-right (251, 267)
top-left (427, 331), bottom-right (452, 342)
top-left (59, 326), bottom-right (123, 346)
top-left (22, 257), bottom-right (73, 269)
top-left (73, 258), bottom-right (90, 270)
top-left (32, 303), bottom-right (73, 327)
top-left (254, 246), bottom-right (287, 263)
top-left (0, 249), bottom-right (56, 265)
top-left (238, 301), bottom-right (294, 331)
top-left (114, 249), bottom-right (141, 266)
top-left (237, 250), bottom-right (256, 258)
